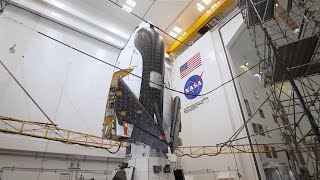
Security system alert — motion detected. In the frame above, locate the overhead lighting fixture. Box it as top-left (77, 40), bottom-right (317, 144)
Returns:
top-left (254, 74), bottom-right (262, 82)
top-left (173, 27), bottom-right (182, 33)
top-left (106, 35), bottom-right (115, 42)
top-left (197, 3), bottom-right (205, 12)
top-left (169, 31), bottom-right (177, 38)
top-left (202, 0), bottom-right (212, 5)
top-left (50, 12), bottom-right (62, 18)
top-left (240, 62), bottom-right (249, 70)
top-left (126, 0), bottom-right (136, 7)
top-left (51, 0), bottom-right (65, 8)
top-left (122, 5), bottom-right (133, 13)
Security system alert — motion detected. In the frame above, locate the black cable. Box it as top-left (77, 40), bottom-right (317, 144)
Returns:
top-left (203, 59), bottom-right (265, 96)
top-left (38, 31), bottom-right (265, 97)
top-left (2, 14), bottom-right (265, 98)
top-left (175, 93), bottom-right (272, 158)
top-left (6, 2), bottom-right (122, 50)
top-left (107, 0), bottom-right (191, 47)
top-left (105, 143), bottom-right (122, 154)
top-left (1, 12), bottom-right (270, 155)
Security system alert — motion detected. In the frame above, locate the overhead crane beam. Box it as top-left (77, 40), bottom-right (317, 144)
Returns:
top-left (0, 115), bottom-right (123, 150)
top-left (166, 0), bottom-right (234, 54)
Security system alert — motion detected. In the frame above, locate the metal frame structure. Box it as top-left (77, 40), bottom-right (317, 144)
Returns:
top-left (0, 0), bottom-right (9, 14)
top-left (1, 115), bottom-right (299, 157)
top-left (176, 143), bottom-right (287, 156)
top-left (0, 116), bottom-right (123, 150)
top-left (239, 0), bottom-right (320, 178)
top-left (1, 0), bottom-right (320, 178)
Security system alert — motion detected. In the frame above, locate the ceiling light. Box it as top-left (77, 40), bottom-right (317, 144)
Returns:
top-left (202, 0), bottom-right (212, 5)
top-left (50, 12), bottom-right (62, 18)
top-left (275, 3), bottom-right (279, 7)
top-left (126, 0), bottom-right (136, 7)
top-left (51, 0), bottom-right (65, 8)
top-left (122, 5), bottom-right (133, 13)
top-left (197, 3), bottom-right (205, 12)
top-left (173, 27), bottom-right (182, 33)
top-left (240, 62), bottom-right (249, 70)
top-left (109, 27), bottom-right (120, 35)
top-left (169, 31), bottom-right (177, 38)
top-left (106, 35), bottom-right (115, 42)
top-left (254, 74), bottom-right (262, 81)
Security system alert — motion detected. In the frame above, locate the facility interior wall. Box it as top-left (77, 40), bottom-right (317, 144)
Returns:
top-left (0, 147), bottom-right (122, 180)
top-left (227, 25), bottom-right (290, 179)
top-left (0, 5), bottom-right (126, 176)
top-left (227, 16), bottom-right (320, 176)
top-left (171, 11), bottom-right (259, 180)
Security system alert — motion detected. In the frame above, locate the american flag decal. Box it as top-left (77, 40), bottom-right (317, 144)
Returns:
top-left (180, 52), bottom-right (202, 79)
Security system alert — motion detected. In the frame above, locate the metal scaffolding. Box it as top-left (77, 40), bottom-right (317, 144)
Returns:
top-left (1, 115), bottom-right (295, 157)
top-left (239, 0), bottom-right (320, 178)
top-left (175, 143), bottom-right (287, 156)
top-left (0, 116), bottom-right (124, 150)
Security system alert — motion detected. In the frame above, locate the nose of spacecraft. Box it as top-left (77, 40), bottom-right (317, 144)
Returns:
top-left (114, 22), bottom-right (169, 153)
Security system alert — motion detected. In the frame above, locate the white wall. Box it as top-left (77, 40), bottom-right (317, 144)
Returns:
top-left (171, 11), bottom-right (260, 180)
top-left (227, 23), bottom-right (289, 179)
top-left (0, 5), bottom-right (125, 180)
top-left (0, 5), bottom-right (120, 137)
top-left (226, 12), bottom-right (320, 177)
top-left (0, 146), bottom-right (122, 180)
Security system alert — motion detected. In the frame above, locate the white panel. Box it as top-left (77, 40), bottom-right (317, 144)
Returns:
top-left (170, 10), bottom-right (260, 180)
top-left (117, 0), bottom-right (155, 17)
top-left (0, 7), bottom-right (119, 136)
top-left (144, 0), bottom-right (191, 30)
top-left (220, 13), bottom-right (244, 46)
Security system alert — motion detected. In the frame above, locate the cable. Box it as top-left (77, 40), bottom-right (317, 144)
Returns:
top-left (0, 59), bottom-right (58, 129)
top-left (2, 14), bottom-right (265, 98)
top-left (0, 12), bottom-right (270, 155)
top-left (38, 30), bottom-right (265, 97)
top-left (175, 93), bottom-right (272, 158)
top-left (203, 60), bottom-right (265, 96)
top-left (107, 0), bottom-right (191, 47)
top-left (105, 143), bottom-right (122, 154)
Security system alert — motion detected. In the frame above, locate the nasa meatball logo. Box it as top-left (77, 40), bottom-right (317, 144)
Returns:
top-left (184, 73), bottom-right (203, 100)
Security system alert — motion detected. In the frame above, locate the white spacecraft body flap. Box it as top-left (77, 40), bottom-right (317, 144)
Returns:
top-left (163, 60), bottom-right (173, 142)
top-left (116, 23), bottom-right (152, 99)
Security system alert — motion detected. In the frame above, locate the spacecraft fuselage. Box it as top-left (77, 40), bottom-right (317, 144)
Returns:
top-left (105, 22), bottom-right (182, 180)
